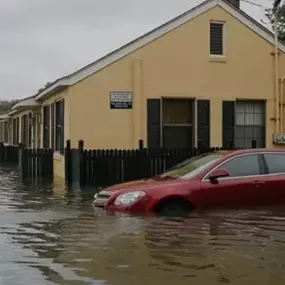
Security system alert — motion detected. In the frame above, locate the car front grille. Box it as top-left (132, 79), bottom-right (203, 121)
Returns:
top-left (94, 191), bottom-right (111, 208)
top-left (97, 193), bottom-right (111, 199)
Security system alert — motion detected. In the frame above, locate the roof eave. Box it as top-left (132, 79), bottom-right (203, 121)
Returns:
top-left (35, 83), bottom-right (69, 101)
top-left (0, 114), bottom-right (10, 120)
top-left (8, 105), bottom-right (40, 116)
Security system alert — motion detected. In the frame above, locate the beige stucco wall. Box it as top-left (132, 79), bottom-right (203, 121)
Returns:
top-left (64, 5), bottom-right (285, 150)
top-left (40, 89), bottom-right (69, 179)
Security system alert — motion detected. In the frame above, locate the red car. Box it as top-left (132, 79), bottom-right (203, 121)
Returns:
top-left (93, 148), bottom-right (285, 216)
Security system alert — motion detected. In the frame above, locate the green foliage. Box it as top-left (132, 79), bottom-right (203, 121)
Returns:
top-left (0, 100), bottom-right (18, 114)
top-left (264, 3), bottom-right (285, 42)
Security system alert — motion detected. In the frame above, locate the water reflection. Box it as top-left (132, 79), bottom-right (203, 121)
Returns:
top-left (0, 166), bottom-right (285, 284)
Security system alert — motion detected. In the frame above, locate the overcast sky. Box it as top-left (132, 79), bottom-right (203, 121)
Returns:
top-left (0, 0), bottom-right (272, 100)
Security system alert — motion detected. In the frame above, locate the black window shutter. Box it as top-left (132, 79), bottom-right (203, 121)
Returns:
top-left (28, 113), bottom-right (32, 148)
top-left (197, 100), bottom-right (210, 148)
top-left (43, 105), bottom-right (50, 149)
top-left (51, 103), bottom-right (55, 150)
top-left (222, 101), bottom-right (235, 148)
top-left (210, 23), bottom-right (223, 55)
top-left (16, 118), bottom-right (19, 145)
top-left (147, 99), bottom-right (161, 149)
top-left (60, 99), bottom-right (65, 154)
top-left (21, 116), bottom-right (25, 146)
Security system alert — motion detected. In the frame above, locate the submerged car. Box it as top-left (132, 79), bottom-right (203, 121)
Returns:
top-left (93, 148), bottom-right (285, 216)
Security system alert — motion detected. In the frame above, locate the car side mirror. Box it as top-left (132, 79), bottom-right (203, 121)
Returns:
top-left (208, 168), bottom-right (230, 182)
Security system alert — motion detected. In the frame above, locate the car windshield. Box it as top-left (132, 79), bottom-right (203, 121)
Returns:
top-left (159, 151), bottom-right (228, 179)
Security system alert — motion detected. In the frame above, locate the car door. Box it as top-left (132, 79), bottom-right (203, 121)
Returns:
top-left (198, 153), bottom-right (267, 209)
top-left (261, 153), bottom-right (285, 205)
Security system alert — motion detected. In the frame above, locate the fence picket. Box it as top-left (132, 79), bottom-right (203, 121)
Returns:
top-left (64, 140), bottom-right (228, 188)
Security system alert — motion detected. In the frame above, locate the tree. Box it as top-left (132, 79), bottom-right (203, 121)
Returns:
top-left (264, 1), bottom-right (285, 42)
top-left (0, 100), bottom-right (18, 114)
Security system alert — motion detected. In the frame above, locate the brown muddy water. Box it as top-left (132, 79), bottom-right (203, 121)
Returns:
top-left (0, 166), bottom-right (285, 285)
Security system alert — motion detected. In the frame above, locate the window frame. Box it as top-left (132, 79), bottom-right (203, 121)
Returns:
top-left (209, 21), bottom-right (225, 57)
top-left (161, 97), bottom-right (195, 148)
top-left (234, 100), bottom-right (266, 149)
top-left (261, 152), bottom-right (285, 175)
top-left (202, 153), bottom-right (266, 181)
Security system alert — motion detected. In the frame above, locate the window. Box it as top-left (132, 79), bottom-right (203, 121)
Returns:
top-left (214, 154), bottom-right (260, 178)
top-left (162, 99), bottom-right (193, 148)
top-left (264, 154), bottom-right (285, 174)
top-left (235, 101), bottom-right (265, 148)
top-left (210, 22), bottom-right (224, 55)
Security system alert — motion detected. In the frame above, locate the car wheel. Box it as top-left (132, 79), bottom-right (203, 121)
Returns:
top-left (157, 202), bottom-right (191, 217)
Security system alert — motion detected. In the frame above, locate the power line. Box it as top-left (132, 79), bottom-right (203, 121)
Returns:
top-left (240, 0), bottom-right (266, 8)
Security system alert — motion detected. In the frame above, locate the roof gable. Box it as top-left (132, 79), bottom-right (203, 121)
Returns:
top-left (35, 0), bottom-right (284, 100)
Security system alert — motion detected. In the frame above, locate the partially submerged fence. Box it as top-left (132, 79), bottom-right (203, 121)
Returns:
top-left (18, 145), bottom-right (53, 179)
top-left (0, 143), bottom-right (19, 163)
top-left (65, 140), bottom-right (224, 188)
top-left (0, 143), bottom-right (53, 180)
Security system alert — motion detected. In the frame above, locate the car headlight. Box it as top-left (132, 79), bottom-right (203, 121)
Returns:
top-left (114, 191), bottom-right (146, 206)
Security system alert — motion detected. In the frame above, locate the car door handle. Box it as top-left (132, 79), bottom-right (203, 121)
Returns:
top-left (253, 180), bottom-right (265, 185)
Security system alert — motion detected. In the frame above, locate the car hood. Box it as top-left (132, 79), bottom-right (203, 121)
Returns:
top-left (102, 177), bottom-right (182, 194)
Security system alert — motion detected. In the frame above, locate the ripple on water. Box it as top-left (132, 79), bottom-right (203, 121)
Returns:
top-left (0, 166), bottom-right (285, 284)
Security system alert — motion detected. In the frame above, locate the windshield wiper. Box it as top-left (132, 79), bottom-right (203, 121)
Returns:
top-left (155, 175), bottom-right (177, 180)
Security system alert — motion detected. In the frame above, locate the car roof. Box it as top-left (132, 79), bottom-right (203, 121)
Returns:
top-left (214, 148), bottom-right (285, 157)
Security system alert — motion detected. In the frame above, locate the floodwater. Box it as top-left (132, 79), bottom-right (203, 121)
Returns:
top-left (0, 167), bottom-right (285, 285)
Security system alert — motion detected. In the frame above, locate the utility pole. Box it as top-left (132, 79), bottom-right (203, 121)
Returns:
top-left (274, 0), bottom-right (282, 133)
top-left (274, 13), bottom-right (280, 133)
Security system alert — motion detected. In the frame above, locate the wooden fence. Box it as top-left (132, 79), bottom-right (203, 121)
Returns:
top-left (0, 143), bottom-right (19, 163)
top-left (18, 145), bottom-right (53, 179)
top-left (65, 140), bottom-right (224, 188)
top-left (0, 143), bottom-right (53, 179)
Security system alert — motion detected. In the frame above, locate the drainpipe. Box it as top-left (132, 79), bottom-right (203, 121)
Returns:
top-left (280, 78), bottom-right (285, 132)
top-left (274, 14), bottom-right (280, 134)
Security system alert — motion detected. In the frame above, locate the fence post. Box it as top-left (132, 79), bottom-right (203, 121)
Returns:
top-left (68, 140), bottom-right (83, 188)
top-left (0, 142), bottom-right (4, 162)
top-left (228, 140), bottom-right (234, 149)
top-left (138, 139), bottom-right (144, 150)
top-left (65, 140), bottom-right (71, 185)
top-left (78, 140), bottom-right (85, 186)
top-left (197, 139), bottom-right (202, 154)
top-left (251, 140), bottom-right (257, 149)
top-left (18, 143), bottom-right (27, 179)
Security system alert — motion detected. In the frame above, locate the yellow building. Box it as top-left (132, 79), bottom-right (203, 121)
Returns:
top-left (0, 113), bottom-right (10, 144)
top-left (2, 0), bottom-right (285, 179)
top-left (0, 96), bottom-right (41, 148)
top-left (34, 0), bottom-right (285, 152)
